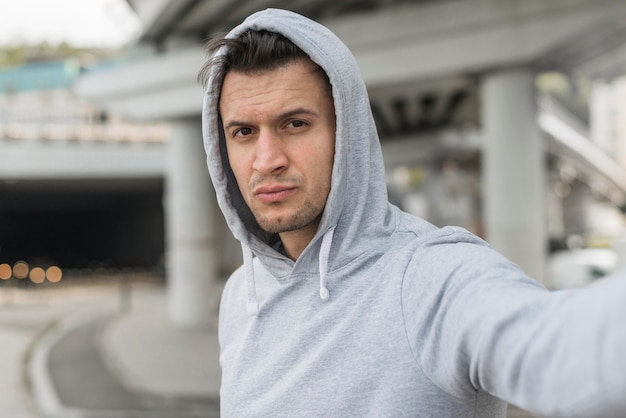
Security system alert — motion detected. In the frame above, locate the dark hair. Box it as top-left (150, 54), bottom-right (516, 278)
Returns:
top-left (197, 30), bottom-right (310, 91)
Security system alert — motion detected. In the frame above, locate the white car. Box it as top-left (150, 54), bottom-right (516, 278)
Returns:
top-left (545, 248), bottom-right (617, 289)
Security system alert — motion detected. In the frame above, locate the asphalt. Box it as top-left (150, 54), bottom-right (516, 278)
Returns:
top-left (28, 283), bottom-right (221, 418)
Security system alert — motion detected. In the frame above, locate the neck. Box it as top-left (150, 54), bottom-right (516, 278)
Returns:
top-left (279, 221), bottom-right (320, 261)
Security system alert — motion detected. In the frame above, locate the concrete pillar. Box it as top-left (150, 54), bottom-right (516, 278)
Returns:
top-left (613, 232), bottom-right (626, 272)
top-left (589, 81), bottom-right (613, 154)
top-left (164, 117), bottom-right (218, 328)
top-left (482, 68), bottom-right (546, 282)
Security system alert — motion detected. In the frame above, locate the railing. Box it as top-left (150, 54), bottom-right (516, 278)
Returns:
top-left (0, 121), bottom-right (169, 144)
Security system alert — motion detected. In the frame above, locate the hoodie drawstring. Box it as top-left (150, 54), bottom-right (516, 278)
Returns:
top-left (243, 243), bottom-right (260, 316)
top-left (318, 228), bottom-right (334, 301)
top-left (243, 228), bottom-right (334, 316)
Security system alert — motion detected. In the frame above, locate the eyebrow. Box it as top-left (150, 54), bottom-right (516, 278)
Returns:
top-left (223, 107), bottom-right (320, 131)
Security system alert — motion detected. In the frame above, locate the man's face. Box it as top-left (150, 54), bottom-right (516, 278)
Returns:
top-left (219, 58), bottom-right (336, 240)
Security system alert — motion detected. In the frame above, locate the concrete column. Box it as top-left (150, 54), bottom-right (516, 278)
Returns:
top-left (589, 81), bottom-right (613, 154)
top-left (482, 68), bottom-right (546, 282)
top-left (613, 232), bottom-right (626, 272)
top-left (164, 117), bottom-right (218, 328)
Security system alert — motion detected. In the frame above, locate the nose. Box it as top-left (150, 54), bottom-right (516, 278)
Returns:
top-left (252, 130), bottom-right (288, 175)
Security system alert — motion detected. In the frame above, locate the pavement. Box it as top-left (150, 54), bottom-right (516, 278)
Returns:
top-left (18, 277), bottom-right (539, 418)
top-left (26, 278), bottom-right (221, 418)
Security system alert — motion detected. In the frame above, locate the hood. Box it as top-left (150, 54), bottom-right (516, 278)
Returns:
top-left (202, 9), bottom-right (395, 311)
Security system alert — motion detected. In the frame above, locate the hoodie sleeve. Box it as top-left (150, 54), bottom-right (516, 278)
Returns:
top-left (402, 227), bottom-right (626, 417)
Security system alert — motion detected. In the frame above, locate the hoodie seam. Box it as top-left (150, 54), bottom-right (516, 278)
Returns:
top-left (272, 246), bottom-right (390, 283)
top-left (399, 250), bottom-right (478, 403)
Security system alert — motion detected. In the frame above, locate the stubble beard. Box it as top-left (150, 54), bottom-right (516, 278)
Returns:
top-left (245, 172), bottom-right (330, 234)
top-left (254, 196), bottom-right (326, 234)
top-left (250, 176), bottom-right (329, 234)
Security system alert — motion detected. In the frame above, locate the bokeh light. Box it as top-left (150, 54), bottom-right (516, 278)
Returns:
top-left (46, 266), bottom-right (63, 283)
top-left (0, 263), bottom-right (11, 280)
top-left (13, 261), bottom-right (29, 279)
top-left (29, 267), bottom-right (46, 284)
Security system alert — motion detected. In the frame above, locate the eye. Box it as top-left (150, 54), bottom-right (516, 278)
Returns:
top-left (286, 119), bottom-right (308, 129)
top-left (234, 127), bottom-right (253, 137)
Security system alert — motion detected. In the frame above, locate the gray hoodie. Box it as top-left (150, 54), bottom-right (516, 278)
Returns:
top-left (202, 8), bottom-right (626, 418)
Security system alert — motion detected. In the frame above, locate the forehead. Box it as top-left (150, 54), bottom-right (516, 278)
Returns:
top-left (219, 58), bottom-right (332, 116)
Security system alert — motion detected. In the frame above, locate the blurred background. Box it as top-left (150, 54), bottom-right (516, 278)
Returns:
top-left (4, 0), bottom-right (626, 315)
top-left (2, 1), bottom-right (626, 417)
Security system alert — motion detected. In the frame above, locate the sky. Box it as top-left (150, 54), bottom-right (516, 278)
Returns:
top-left (0, 0), bottom-right (141, 47)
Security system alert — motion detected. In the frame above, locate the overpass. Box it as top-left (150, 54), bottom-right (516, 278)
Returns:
top-left (57, 0), bottom-right (626, 327)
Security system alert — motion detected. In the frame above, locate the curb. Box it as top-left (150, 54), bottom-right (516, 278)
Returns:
top-left (27, 311), bottom-right (220, 418)
top-left (29, 315), bottom-right (106, 418)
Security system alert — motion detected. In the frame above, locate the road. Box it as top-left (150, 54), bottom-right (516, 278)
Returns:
top-left (0, 280), bottom-right (127, 418)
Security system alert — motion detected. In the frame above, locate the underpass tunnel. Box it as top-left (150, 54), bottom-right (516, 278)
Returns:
top-left (0, 178), bottom-right (164, 272)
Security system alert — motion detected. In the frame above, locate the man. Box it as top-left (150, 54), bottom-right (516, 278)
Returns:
top-left (199, 8), bottom-right (626, 417)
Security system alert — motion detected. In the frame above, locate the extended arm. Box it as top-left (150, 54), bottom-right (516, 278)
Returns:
top-left (402, 229), bottom-right (626, 417)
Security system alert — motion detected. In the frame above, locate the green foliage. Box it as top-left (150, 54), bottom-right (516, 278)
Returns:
top-left (0, 42), bottom-right (119, 69)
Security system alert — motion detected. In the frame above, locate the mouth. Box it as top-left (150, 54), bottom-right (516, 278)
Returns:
top-left (253, 185), bottom-right (297, 203)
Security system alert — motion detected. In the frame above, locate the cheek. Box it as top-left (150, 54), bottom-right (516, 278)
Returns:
top-left (323, 137), bottom-right (336, 179)
top-left (310, 142), bottom-right (335, 189)
top-left (321, 152), bottom-right (334, 181)
top-left (227, 147), bottom-right (250, 190)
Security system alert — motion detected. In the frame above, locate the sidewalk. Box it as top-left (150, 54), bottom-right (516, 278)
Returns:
top-left (29, 285), bottom-right (221, 418)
